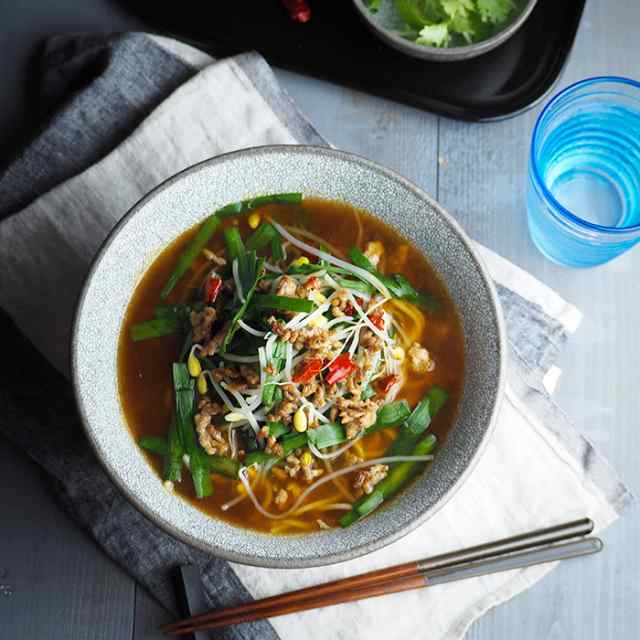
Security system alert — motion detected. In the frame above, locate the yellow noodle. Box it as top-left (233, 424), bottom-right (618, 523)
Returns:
top-left (292, 496), bottom-right (345, 516)
top-left (323, 459), bottom-right (354, 502)
top-left (261, 479), bottom-right (273, 510)
top-left (270, 519), bottom-right (315, 534)
top-left (352, 438), bottom-right (365, 458)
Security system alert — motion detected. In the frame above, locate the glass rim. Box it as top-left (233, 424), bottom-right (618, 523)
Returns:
top-left (530, 75), bottom-right (640, 234)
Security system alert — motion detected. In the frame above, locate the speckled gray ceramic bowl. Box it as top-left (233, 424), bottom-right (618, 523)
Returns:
top-left (72, 145), bottom-right (505, 568)
top-left (353, 0), bottom-right (538, 62)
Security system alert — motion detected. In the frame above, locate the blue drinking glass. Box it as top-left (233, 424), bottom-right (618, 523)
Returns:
top-left (527, 76), bottom-right (640, 267)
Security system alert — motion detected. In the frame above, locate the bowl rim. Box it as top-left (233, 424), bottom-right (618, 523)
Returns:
top-left (351, 0), bottom-right (538, 62)
top-left (71, 144), bottom-right (506, 568)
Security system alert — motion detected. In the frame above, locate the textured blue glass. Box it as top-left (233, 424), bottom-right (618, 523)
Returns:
top-left (527, 77), bottom-right (640, 267)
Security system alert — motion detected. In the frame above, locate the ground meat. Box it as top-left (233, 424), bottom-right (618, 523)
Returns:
top-left (274, 488), bottom-right (289, 510)
top-left (408, 342), bottom-right (435, 374)
top-left (210, 364), bottom-right (259, 390)
top-left (284, 454), bottom-right (301, 478)
top-left (330, 289), bottom-right (352, 318)
top-left (296, 276), bottom-right (322, 299)
top-left (268, 317), bottom-right (336, 354)
top-left (335, 397), bottom-right (379, 438)
top-left (190, 307), bottom-right (217, 343)
top-left (346, 368), bottom-right (365, 400)
top-left (353, 464), bottom-right (388, 495)
top-left (203, 248), bottom-right (227, 267)
top-left (265, 438), bottom-right (284, 457)
top-left (267, 383), bottom-right (299, 424)
top-left (312, 384), bottom-right (326, 408)
top-left (200, 320), bottom-right (230, 357)
top-left (359, 327), bottom-right (383, 352)
top-left (344, 451), bottom-right (363, 466)
top-left (284, 454), bottom-right (323, 483)
top-left (275, 275), bottom-right (298, 298)
top-left (194, 399), bottom-right (228, 455)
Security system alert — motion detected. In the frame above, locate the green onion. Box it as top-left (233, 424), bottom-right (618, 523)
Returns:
top-left (371, 399), bottom-right (412, 430)
top-left (267, 421), bottom-right (290, 439)
top-left (336, 278), bottom-right (375, 294)
top-left (173, 363), bottom-right (212, 498)
top-left (138, 436), bottom-right (168, 456)
top-left (388, 386), bottom-right (448, 457)
top-left (261, 341), bottom-right (286, 408)
top-left (224, 227), bottom-right (245, 264)
top-left (205, 455), bottom-right (241, 478)
top-left (130, 317), bottom-right (180, 341)
top-left (347, 247), bottom-right (440, 312)
top-left (220, 256), bottom-right (265, 353)
top-left (247, 222), bottom-right (279, 252)
top-left (281, 432), bottom-right (308, 455)
top-left (215, 193), bottom-right (302, 219)
top-left (160, 215), bottom-right (221, 300)
top-left (163, 415), bottom-right (184, 482)
top-left (341, 434), bottom-right (438, 526)
top-left (307, 422), bottom-right (345, 449)
top-left (271, 236), bottom-right (285, 262)
top-left (251, 294), bottom-right (314, 313)
top-left (244, 451), bottom-right (279, 467)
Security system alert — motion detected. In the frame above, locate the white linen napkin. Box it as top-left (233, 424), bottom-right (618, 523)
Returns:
top-left (0, 36), bottom-right (631, 640)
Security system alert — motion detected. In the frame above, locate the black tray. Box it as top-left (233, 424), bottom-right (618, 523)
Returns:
top-left (127, 0), bottom-right (585, 122)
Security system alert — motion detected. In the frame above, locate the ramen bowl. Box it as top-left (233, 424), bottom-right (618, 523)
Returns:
top-left (72, 145), bottom-right (505, 568)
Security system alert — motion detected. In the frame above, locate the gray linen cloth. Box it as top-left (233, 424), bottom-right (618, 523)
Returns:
top-left (0, 33), bottom-right (632, 640)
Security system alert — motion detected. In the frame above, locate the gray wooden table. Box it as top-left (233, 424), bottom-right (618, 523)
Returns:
top-left (1, 1), bottom-right (638, 638)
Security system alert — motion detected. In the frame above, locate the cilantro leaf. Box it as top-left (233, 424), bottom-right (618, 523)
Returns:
top-left (476, 0), bottom-right (515, 24)
top-left (416, 22), bottom-right (450, 47)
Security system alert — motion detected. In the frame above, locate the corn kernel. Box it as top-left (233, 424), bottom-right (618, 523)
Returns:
top-left (197, 372), bottom-right (208, 395)
top-left (300, 451), bottom-right (313, 467)
top-left (391, 347), bottom-right (405, 361)
top-left (248, 212), bottom-right (261, 229)
top-left (290, 256), bottom-right (309, 268)
top-left (293, 407), bottom-right (308, 432)
top-left (236, 481), bottom-right (246, 494)
top-left (308, 314), bottom-right (328, 328)
top-left (311, 291), bottom-right (327, 304)
top-left (187, 351), bottom-right (202, 377)
top-left (225, 412), bottom-right (246, 422)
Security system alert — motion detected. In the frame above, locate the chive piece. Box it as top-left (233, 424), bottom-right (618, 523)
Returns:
top-left (220, 256), bottom-right (265, 353)
top-left (244, 451), bottom-right (279, 467)
top-left (307, 422), bottom-right (346, 449)
top-left (130, 317), bottom-right (180, 341)
top-left (161, 215), bottom-right (221, 300)
top-left (371, 400), bottom-right (412, 430)
top-left (271, 236), bottom-right (285, 262)
top-left (251, 294), bottom-right (314, 313)
top-left (340, 434), bottom-right (438, 526)
top-left (389, 386), bottom-right (448, 457)
top-left (262, 340), bottom-right (286, 408)
top-left (173, 363), bottom-right (212, 498)
top-left (138, 436), bottom-right (168, 456)
top-left (347, 247), bottom-right (377, 272)
top-left (335, 278), bottom-right (375, 295)
top-left (205, 455), bottom-right (241, 478)
top-left (215, 193), bottom-right (302, 219)
top-left (267, 421), bottom-right (290, 439)
top-left (281, 432), bottom-right (308, 455)
top-left (163, 415), bottom-right (184, 482)
top-left (224, 226), bottom-right (245, 264)
top-left (247, 222), bottom-right (279, 252)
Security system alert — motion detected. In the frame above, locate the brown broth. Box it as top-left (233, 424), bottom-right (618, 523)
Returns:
top-left (118, 197), bottom-right (465, 534)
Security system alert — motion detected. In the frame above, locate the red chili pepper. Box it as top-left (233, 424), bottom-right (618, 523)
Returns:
top-left (325, 353), bottom-right (357, 386)
top-left (281, 0), bottom-right (311, 23)
top-left (377, 374), bottom-right (398, 394)
top-left (305, 276), bottom-right (318, 288)
top-left (369, 311), bottom-right (384, 330)
top-left (343, 296), bottom-right (364, 317)
top-left (203, 275), bottom-right (222, 304)
top-left (292, 358), bottom-right (323, 383)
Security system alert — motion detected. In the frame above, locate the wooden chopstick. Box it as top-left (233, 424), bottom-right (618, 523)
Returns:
top-left (162, 518), bottom-right (596, 636)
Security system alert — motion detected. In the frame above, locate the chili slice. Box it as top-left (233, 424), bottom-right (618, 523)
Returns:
top-left (325, 353), bottom-right (357, 385)
top-left (203, 274), bottom-right (222, 304)
top-left (281, 0), bottom-right (311, 22)
top-left (377, 374), bottom-right (398, 394)
top-left (292, 358), bottom-right (323, 383)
